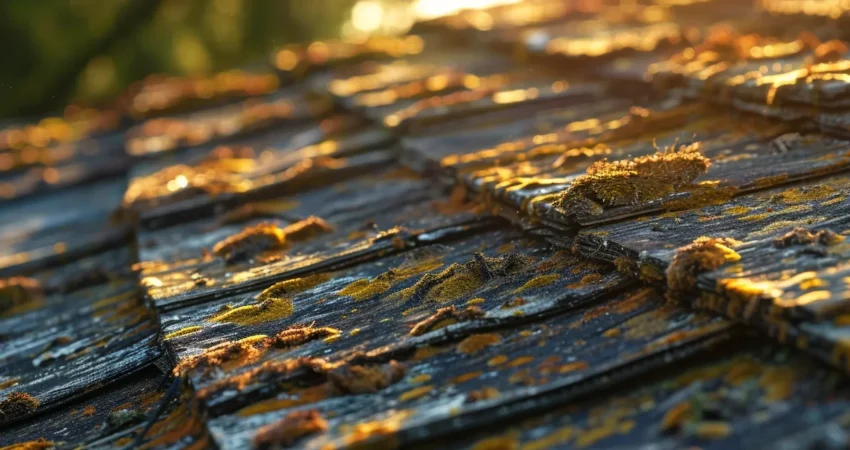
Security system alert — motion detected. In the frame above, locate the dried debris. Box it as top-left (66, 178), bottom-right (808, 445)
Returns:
top-left (773, 227), bottom-right (843, 248)
top-left (107, 409), bottom-right (148, 431)
top-left (410, 306), bottom-right (485, 336)
top-left (173, 337), bottom-right (265, 376)
top-left (253, 410), bottom-right (328, 449)
top-left (0, 438), bottom-right (54, 450)
top-left (555, 143), bottom-right (711, 216)
top-left (326, 360), bottom-right (407, 394)
top-left (666, 237), bottom-right (742, 303)
top-left (0, 392), bottom-right (40, 422)
top-left (263, 324), bottom-right (341, 348)
top-left (0, 277), bottom-right (43, 316)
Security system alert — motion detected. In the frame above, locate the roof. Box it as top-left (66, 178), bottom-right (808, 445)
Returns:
top-left (3, 0), bottom-right (850, 448)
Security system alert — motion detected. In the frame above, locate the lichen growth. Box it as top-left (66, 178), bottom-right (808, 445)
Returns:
top-left (0, 392), bottom-right (40, 422)
top-left (662, 183), bottom-right (737, 212)
top-left (0, 277), bottom-right (43, 317)
top-left (209, 297), bottom-right (294, 325)
top-left (457, 333), bottom-right (502, 354)
top-left (0, 378), bottom-right (20, 390)
top-left (567, 273), bottom-right (603, 289)
top-left (252, 410), bottom-right (328, 449)
top-left (164, 326), bottom-right (202, 340)
top-left (263, 324), bottom-right (340, 348)
top-left (339, 259), bottom-right (443, 301)
top-left (399, 385), bottom-right (433, 401)
top-left (409, 306), bottom-right (485, 336)
top-left (666, 237), bottom-right (742, 303)
top-left (392, 253), bottom-right (531, 303)
top-left (772, 185), bottom-right (835, 204)
top-left (256, 274), bottom-right (331, 302)
top-left (555, 143), bottom-right (711, 215)
top-left (512, 274), bottom-right (560, 294)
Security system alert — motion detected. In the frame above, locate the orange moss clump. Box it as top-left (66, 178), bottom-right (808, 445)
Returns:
top-left (773, 227), bottom-right (843, 248)
top-left (812, 39), bottom-right (849, 64)
top-left (466, 387), bottom-right (500, 403)
top-left (173, 337), bottom-right (265, 376)
top-left (213, 216), bottom-right (333, 264)
top-left (279, 216), bottom-right (334, 242)
top-left (409, 306), bottom-right (485, 336)
top-left (326, 360), bottom-right (407, 395)
top-left (0, 277), bottom-right (43, 316)
top-left (0, 438), bottom-right (54, 450)
top-left (666, 237), bottom-right (741, 303)
top-left (213, 222), bottom-right (287, 263)
top-left (263, 324), bottom-right (340, 348)
top-left (0, 392), bottom-right (40, 422)
top-left (209, 297), bottom-right (294, 325)
top-left (256, 274), bottom-right (331, 302)
top-left (457, 333), bottom-right (502, 354)
top-left (252, 410), bottom-right (328, 449)
top-left (122, 164), bottom-right (243, 210)
top-left (555, 143), bottom-right (711, 216)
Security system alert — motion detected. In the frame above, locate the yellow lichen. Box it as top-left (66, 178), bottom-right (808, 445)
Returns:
top-left (457, 333), bottom-right (502, 354)
top-left (209, 298), bottom-right (294, 325)
top-left (391, 254), bottom-right (530, 303)
top-left (0, 378), bottom-right (20, 390)
top-left (399, 385), bottom-right (433, 401)
top-left (512, 274), bottom-right (560, 294)
top-left (164, 326), bottom-right (202, 340)
top-left (409, 374), bottom-right (431, 384)
top-left (488, 355), bottom-right (509, 366)
top-left (339, 260), bottom-right (443, 301)
top-left (773, 185), bottom-right (835, 204)
top-left (470, 432), bottom-right (519, 450)
top-left (256, 274), bottom-right (331, 302)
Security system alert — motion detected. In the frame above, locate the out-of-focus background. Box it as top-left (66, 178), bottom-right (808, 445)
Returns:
top-left (1, 0), bottom-right (502, 119)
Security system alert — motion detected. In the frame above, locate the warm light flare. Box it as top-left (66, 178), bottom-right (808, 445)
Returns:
top-left (413, 0), bottom-right (522, 21)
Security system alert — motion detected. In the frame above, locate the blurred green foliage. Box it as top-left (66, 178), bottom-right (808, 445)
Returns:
top-left (0, 0), bottom-right (358, 119)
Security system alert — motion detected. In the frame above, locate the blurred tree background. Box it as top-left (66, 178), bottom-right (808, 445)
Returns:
top-left (0, 0), bottom-right (366, 119)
